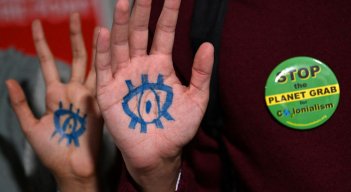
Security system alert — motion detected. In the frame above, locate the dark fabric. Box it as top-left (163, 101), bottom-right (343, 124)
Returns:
top-left (120, 0), bottom-right (351, 191)
top-left (191, 0), bottom-right (239, 191)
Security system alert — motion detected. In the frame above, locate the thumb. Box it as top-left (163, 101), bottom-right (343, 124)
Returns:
top-left (188, 42), bottom-right (214, 105)
top-left (6, 80), bottom-right (38, 132)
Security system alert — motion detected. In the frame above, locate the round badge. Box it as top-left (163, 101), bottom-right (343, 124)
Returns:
top-left (265, 57), bottom-right (340, 130)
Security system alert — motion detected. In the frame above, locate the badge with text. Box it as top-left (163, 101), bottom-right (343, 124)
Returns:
top-left (265, 57), bottom-right (340, 130)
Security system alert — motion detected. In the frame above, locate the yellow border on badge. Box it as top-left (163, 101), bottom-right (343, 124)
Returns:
top-left (286, 115), bottom-right (328, 127)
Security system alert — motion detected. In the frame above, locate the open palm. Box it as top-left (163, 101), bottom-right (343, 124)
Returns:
top-left (95, 0), bottom-right (214, 185)
top-left (7, 14), bottom-right (102, 184)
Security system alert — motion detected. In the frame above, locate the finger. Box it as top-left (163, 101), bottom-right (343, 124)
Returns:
top-left (85, 27), bottom-right (99, 93)
top-left (70, 13), bottom-right (88, 83)
top-left (150, 0), bottom-right (181, 55)
top-left (129, 0), bottom-right (152, 57)
top-left (188, 43), bottom-right (214, 103)
top-left (6, 80), bottom-right (38, 133)
top-left (96, 28), bottom-right (113, 88)
top-left (110, 0), bottom-right (131, 72)
top-left (32, 20), bottom-right (60, 86)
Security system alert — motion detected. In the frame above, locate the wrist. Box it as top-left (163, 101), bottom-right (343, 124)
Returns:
top-left (126, 154), bottom-right (182, 192)
top-left (55, 174), bottom-right (99, 192)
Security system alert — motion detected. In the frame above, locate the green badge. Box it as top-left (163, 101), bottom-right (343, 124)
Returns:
top-left (265, 57), bottom-right (340, 130)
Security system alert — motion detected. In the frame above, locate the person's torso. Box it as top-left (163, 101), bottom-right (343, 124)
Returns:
top-left (150, 1), bottom-right (351, 191)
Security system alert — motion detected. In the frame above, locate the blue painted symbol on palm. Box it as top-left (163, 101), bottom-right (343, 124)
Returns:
top-left (122, 74), bottom-right (175, 133)
top-left (52, 102), bottom-right (86, 147)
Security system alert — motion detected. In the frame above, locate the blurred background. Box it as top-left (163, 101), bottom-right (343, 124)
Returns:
top-left (0, 0), bottom-right (119, 65)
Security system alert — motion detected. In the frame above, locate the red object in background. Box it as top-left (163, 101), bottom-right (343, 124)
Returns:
top-left (0, 0), bottom-right (102, 67)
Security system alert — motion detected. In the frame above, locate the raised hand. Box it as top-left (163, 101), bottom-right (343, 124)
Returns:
top-left (95, 0), bottom-right (214, 191)
top-left (6, 14), bottom-right (102, 192)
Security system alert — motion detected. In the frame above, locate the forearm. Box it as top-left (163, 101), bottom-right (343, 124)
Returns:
top-left (55, 175), bottom-right (99, 192)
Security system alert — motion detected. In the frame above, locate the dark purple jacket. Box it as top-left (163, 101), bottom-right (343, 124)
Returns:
top-left (120, 1), bottom-right (351, 191)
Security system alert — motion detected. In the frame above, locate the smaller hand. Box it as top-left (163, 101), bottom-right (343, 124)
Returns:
top-left (6, 13), bottom-right (102, 192)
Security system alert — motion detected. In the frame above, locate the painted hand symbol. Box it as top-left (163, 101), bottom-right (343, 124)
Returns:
top-left (7, 14), bottom-right (102, 192)
top-left (95, 0), bottom-right (214, 191)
